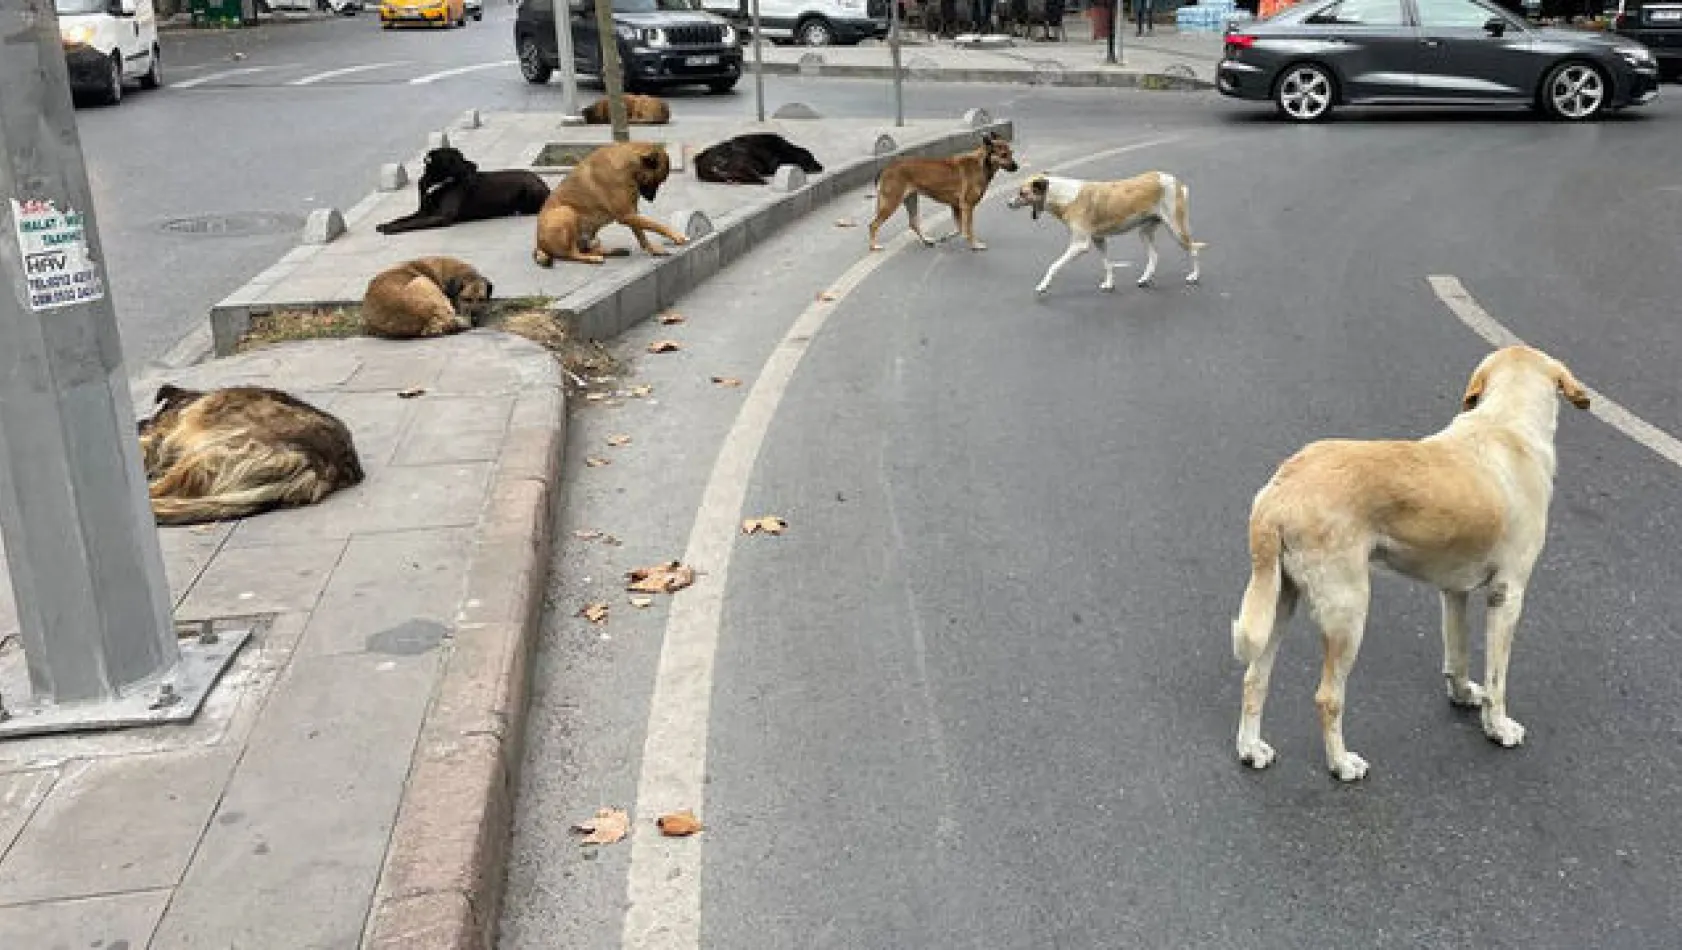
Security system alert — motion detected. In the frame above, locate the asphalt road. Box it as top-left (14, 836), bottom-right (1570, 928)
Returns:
top-left (501, 84), bottom-right (1682, 949)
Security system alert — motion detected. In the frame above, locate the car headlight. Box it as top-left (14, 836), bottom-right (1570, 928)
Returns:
top-left (721, 24), bottom-right (736, 44)
top-left (645, 27), bottom-right (669, 46)
top-left (60, 23), bottom-right (95, 46)
top-left (1616, 46), bottom-right (1654, 66)
top-left (616, 23), bottom-right (640, 41)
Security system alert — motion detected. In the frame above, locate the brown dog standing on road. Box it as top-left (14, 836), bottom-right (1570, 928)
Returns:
top-left (139, 384), bottom-right (365, 526)
top-left (868, 131), bottom-right (1019, 252)
top-left (1230, 345), bottom-right (1592, 782)
top-left (361, 256), bottom-right (493, 339)
top-left (533, 141), bottom-right (686, 266)
top-left (582, 93), bottom-right (671, 125)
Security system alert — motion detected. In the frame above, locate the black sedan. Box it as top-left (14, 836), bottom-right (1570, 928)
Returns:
top-left (1217, 0), bottom-right (1661, 121)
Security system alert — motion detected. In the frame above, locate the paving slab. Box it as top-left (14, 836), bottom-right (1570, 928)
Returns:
top-left (208, 112), bottom-right (1015, 350)
top-left (0, 330), bottom-right (565, 950)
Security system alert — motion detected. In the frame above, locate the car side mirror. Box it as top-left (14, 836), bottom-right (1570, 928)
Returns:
top-left (1483, 16), bottom-right (1506, 36)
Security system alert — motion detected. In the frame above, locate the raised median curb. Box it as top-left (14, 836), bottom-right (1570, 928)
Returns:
top-left (755, 59), bottom-right (1214, 90)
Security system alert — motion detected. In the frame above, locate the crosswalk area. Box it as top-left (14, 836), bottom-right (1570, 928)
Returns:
top-left (169, 57), bottom-right (519, 89)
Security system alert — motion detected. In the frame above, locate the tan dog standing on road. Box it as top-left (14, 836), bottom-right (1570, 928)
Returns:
top-left (533, 141), bottom-right (686, 266)
top-left (1006, 171), bottom-right (1206, 295)
top-left (868, 131), bottom-right (1019, 252)
top-left (1231, 345), bottom-right (1592, 782)
top-left (581, 93), bottom-right (671, 125)
top-left (361, 256), bottom-right (493, 339)
top-left (139, 384), bottom-right (365, 526)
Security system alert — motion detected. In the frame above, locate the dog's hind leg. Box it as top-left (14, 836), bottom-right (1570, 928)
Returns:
top-left (1307, 566), bottom-right (1371, 782)
top-left (1136, 222), bottom-right (1161, 287)
top-left (1479, 580), bottom-right (1529, 748)
top-left (904, 193), bottom-right (938, 248)
top-left (1037, 236), bottom-right (1091, 295)
top-left (1094, 236), bottom-right (1119, 292)
top-left (1440, 590), bottom-right (1486, 709)
top-left (1164, 180), bottom-right (1207, 284)
top-left (1236, 578), bottom-right (1296, 769)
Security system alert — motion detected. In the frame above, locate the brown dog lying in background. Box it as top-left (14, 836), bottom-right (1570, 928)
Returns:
top-left (868, 131), bottom-right (1019, 252)
top-left (361, 256), bottom-right (493, 339)
top-left (534, 141), bottom-right (686, 266)
top-left (582, 93), bottom-right (671, 125)
top-left (139, 384), bottom-right (365, 526)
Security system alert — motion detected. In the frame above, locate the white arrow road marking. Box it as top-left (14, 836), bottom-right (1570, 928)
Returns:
top-left (287, 62), bottom-right (409, 86)
top-left (173, 66), bottom-right (266, 88)
top-left (408, 59), bottom-right (516, 85)
top-left (618, 133), bottom-right (1187, 950)
top-left (1429, 274), bottom-right (1682, 469)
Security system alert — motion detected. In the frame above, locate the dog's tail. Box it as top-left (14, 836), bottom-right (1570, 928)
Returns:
top-left (1232, 513), bottom-right (1284, 665)
top-left (1171, 177), bottom-right (1209, 252)
top-left (151, 483), bottom-right (297, 527)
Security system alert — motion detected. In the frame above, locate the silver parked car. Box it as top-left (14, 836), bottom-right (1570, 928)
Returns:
top-left (1217, 0), bottom-right (1661, 122)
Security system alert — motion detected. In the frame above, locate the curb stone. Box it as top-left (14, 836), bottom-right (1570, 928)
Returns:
top-left (755, 60), bottom-right (1213, 90)
top-left (359, 360), bottom-right (565, 950)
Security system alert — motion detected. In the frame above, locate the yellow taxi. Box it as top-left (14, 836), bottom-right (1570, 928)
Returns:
top-left (379, 0), bottom-right (466, 28)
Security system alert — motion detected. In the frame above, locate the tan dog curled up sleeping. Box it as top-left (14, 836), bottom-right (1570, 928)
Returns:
top-left (361, 256), bottom-right (493, 339)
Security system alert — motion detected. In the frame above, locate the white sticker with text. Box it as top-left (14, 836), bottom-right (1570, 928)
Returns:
top-left (12, 199), bottom-right (105, 311)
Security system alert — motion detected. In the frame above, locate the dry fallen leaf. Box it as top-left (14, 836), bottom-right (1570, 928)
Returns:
top-left (659, 310), bottom-right (686, 325)
top-left (572, 807), bottom-right (629, 845)
top-left (834, 217), bottom-right (858, 228)
top-left (711, 376), bottom-right (743, 388)
top-left (579, 602), bottom-right (610, 625)
top-left (741, 516), bottom-right (788, 536)
top-left (603, 534), bottom-right (624, 547)
top-left (648, 339), bottom-right (683, 354)
top-left (630, 384), bottom-right (654, 398)
top-left (657, 811), bottom-right (704, 837)
top-left (630, 596), bottom-right (655, 609)
top-left (606, 434), bottom-right (633, 447)
top-left (817, 291), bottom-right (838, 302)
top-left (397, 387), bottom-right (426, 399)
top-left (585, 456), bottom-right (612, 468)
top-left (626, 561), bottom-right (696, 594)
top-left (574, 529), bottom-right (603, 541)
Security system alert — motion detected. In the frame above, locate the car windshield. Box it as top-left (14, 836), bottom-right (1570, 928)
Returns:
top-left (54, 0), bottom-right (108, 13)
top-left (612, 0), bottom-right (693, 10)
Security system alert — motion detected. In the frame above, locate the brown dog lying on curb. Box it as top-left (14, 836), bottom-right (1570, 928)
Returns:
top-left (868, 130), bottom-right (1018, 252)
top-left (534, 141), bottom-right (686, 266)
top-left (139, 384), bottom-right (365, 526)
top-left (361, 256), bottom-right (493, 339)
top-left (1006, 171), bottom-right (1207, 295)
top-left (581, 93), bottom-right (671, 125)
top-left (1231, 345), bottom-right (1591, 782)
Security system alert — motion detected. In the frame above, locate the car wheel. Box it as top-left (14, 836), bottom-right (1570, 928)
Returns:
top-left (99, 52), bottom-right (124, 106)
top-left (473, 9), bottom-right (482, 18)
top-left (519, 36), bottom-right (553, 83)
top-left (140, 44), bottom-right (162, 89)
top-left (796, 15), bottom-right (834, 45)
top-left (707, 77), bottom-right (738, 93)
top-left (1273, 62), bottom-right (1335, 123)
top-left (1540, 60), bottom-right (1608, 121)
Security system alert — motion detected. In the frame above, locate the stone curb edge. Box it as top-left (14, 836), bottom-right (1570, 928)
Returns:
top-left (358, 348), bottom-right (565, 950)
top-left (757, 60), bottom-right (1214, 90)
top-left (560, 118), bottom-right (1016, 340)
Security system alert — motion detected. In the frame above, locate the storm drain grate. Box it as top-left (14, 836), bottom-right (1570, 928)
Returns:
top-left (159, 212), bottom-right (304, 238)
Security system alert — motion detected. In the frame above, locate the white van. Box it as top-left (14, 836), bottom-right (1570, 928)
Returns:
top-left (700, 0), bottom-right (887, 45)
top-left (56, 0), bottom-right (162, 106)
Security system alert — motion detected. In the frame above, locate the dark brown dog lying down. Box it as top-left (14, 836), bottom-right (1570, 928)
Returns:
top-left (694, 133), bottom-right (824, 185)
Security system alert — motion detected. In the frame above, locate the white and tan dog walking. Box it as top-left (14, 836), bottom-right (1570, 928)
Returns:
top-left (1230, 345), bottom-right (1592, 782)
top-left (1006, 170), bottom-right (1206, 295)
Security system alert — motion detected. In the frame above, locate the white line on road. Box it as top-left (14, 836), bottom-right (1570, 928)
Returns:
top-left (172, 66), bottom-right (266, 89)
top-left (407, 59), bottom-right (516, 85)
top-left (619, 134), bottom-right (1186, 950)
top-left (1429, 274), bottom-right (1682, 469)
top-left (287, 62), bottom-right (408, 86)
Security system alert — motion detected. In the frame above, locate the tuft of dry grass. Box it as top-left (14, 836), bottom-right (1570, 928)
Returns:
top-left (235, 306), bottom-right (363, 354)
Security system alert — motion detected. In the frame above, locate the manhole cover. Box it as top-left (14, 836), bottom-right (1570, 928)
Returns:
top-left (160, 212), bottom-right (303, 238)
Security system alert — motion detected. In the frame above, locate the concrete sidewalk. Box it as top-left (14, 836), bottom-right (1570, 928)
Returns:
top-left (751, 23), bottom-right (1224, 87)
top-left (0, 331), bottom-right (563, 950)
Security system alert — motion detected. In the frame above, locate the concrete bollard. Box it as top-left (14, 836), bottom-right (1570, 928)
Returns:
top-left (303, 207), bottom-right (347, 245)
top-left (769, 165), bottom-right (807, 192)
top-left (426, 130), bottom-right (451, 151)
top-left (873, 134), bottom-right (898, 155)
top-left (377, 163), bottom-right (409, 192)
top-left (961, 108), bottom-right (992, 128)
top-left (672, 209), bottom-right (714, 240)
top-left (772, 101), bottom-right (822, 120)
top-left (797, 52), bottom-right (824, 76)
top-left (458, 108), bottom-right (482, 129)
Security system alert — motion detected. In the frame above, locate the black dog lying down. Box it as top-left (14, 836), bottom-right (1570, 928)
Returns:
top-left (376, 147), bottom-right (551, 235)
top-left (694, 133), bottom-right (824, 186)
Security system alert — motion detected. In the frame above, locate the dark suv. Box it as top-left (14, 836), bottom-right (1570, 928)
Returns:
top-left (516, 0), bottom-right (743, 93)
top-left (1613, 0), bottom-right (1682, 78)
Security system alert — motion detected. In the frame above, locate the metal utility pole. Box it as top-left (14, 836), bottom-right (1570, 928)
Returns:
top-left (595, 0), bottom-right (631, 141)
top-left (889, 0), bottom-right (904, 126)
top-left (0, 0), bottom-right (232, 736)
top-left (751, 0), bottom-right (765, 122)
top-left (1106, 0), bottom-right (1122, 64)
top-left (553, 0), bottom-right (583, 119)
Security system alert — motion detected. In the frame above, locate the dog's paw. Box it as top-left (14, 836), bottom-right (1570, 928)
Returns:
top-left (668, 235), bottom-right (689, 247)
top-left (970, 242), bottom-right (988, 252)
top-left (1035, 285), bottom-right (1050, 296)
top-left (869, 244), bottom-right (884, 253)
top-left (1099, 281), bottom-right (1115, 293)
top-left (1136, 276), bottom-right (1155, 288)
top-left (1446, 677), bottom-right (1486, 709)
top-left (532, 251), bottom-right (554, 268)
top-left (1482, 709), bottom-right (1526, 748)
top-left (1237, 738), bottom-right (1276, 770)
top-left (1328, 751), bottom-right (1369, 782)
top-left (1185, 273), bottom-right (1201, 285)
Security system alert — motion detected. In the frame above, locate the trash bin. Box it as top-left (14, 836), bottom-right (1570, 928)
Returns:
top-left (189, 0), bottom-right (244, 26)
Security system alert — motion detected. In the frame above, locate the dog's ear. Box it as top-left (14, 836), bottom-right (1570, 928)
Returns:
top-left (980, 131), bottom-right (996, 145)
top-left (482, 278), bottom-right (494, 301)
top-left (640, 149), bottom-right (664, 170)
top-left (441, 275), bottom-right (463, 302)
top-left (1460, 363), bottom-right (1488, 412)
top-left (1029, 176), bottom-right (1048, 220)
top-left (1550, 357), bottom-right (1591, 410)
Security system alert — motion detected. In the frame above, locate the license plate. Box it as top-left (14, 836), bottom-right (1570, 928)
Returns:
top-left (686, 55), bottom-right (720, 66)
top-left (1651, 9), bottom-right (1682, 20)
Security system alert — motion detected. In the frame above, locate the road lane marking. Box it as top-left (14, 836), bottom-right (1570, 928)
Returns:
top-left (287, 62), bottom-right (407, 86)
top-left (620, 134), bottom-right (1186, 950)
top-left (408, 59), bottom-right (516, 84)
top-left (173, 66), bottom-right (265, 88)
top-left (1429, 274), bottom-right (1682, 469)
